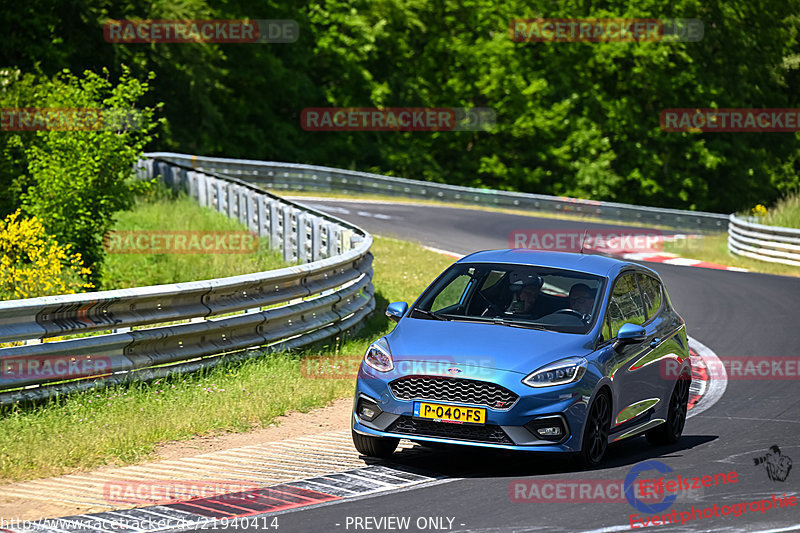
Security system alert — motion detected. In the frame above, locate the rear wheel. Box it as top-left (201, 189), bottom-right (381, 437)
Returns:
top-left (646, 374), bottom-right (690, 445)
top-left (352, 429), bottom-right (399, 458)
top-left (577, 391), bottom-right (611, 468)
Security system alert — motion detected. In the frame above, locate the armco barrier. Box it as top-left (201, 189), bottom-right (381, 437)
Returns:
top-left (0, 158), bottom-right (374, 404)
top-left (728, 214), bottom-right (800, 267)
top-left (145, 152), bottom-right (730, 232)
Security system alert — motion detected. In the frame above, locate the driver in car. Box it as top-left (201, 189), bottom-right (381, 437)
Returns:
top-left (568, 283), bottom-right (594, 316)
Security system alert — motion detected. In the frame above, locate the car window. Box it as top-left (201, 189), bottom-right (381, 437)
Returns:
top-left (480, 270), bottom-right (506, 291)
top-left (638, 274), bottom-right (663, 320)
top-left (601, 314), bottom-right (612, 343)
top-left (607, 272), bottom-right (646, 338)
top-left (414, 262), bottom-right (603, 334)
top-left (430, 273), bottom-right (471, 312)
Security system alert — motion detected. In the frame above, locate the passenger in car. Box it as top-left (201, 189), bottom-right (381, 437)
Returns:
top-left (507, 278), bottom-right (544, 317)
top-left (569, 283), bottom-right (594, 315)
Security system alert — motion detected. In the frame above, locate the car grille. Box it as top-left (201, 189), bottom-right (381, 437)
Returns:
top-left (387, 416), bottom-right (513, 444)
top-left (389, 376), bottom-right (519, 409)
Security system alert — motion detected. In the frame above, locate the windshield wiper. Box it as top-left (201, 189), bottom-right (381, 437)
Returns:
top-left (411, 308), bottom-right (450, 321)
top-left (489, 317), bottom-right (548, 330)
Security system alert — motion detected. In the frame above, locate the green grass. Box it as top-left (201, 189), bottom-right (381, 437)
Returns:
top-left (0, 236), bottom-right (453, 482)
top-left (101, 186), bottom-right (287, 289)
top-left (761, 192), bottom-right (800, 230)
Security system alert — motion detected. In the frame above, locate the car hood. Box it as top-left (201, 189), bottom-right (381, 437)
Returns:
top-left (386, 317), bottom-right (595, 375)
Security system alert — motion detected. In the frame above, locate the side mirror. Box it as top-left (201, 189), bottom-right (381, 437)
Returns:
top-left (385, 301), bottom-right (408, 323)
top-left (613, 323), bottom-right (646, 351)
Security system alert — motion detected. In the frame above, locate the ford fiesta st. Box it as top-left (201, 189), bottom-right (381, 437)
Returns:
top-left (351, 249), bottom-right (691, 467)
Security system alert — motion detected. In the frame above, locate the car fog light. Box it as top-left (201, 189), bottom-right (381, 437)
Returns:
top-left (356, 397), bottom-right (382, 422)
top-left (525, 415), bottom-right (568, 442)
top-left (538, 426), bottom-right (562, 437)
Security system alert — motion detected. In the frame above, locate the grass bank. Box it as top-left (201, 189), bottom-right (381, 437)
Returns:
top-left (0, 236), bottom-right (452, 482)
top-left (759, 192), bottom-right (800, 230)
top-left (101, 186), bottom-right (286, 289)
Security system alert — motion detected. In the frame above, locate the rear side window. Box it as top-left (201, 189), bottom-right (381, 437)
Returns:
top-left (607, 272), bottom-right (646, 338)
top-left (638, 274), bottom-right (663, 320)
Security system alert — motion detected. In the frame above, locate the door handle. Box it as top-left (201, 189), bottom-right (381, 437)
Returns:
top-left (650, 337), bottom-right (660, 348)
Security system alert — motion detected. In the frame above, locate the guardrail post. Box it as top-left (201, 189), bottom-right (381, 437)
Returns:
top-left (270, 202), bottom-right (281, 251)
top-left (327, 224), bottom-right (338, 257)
top-left (283, 208), bottom-right (293, 263)
top-left (297, 214), bottom-right (308, 263)
top-left (311, 218), bottom-right (322, 261)
top-left (215, 180), bottom-right (224, 214)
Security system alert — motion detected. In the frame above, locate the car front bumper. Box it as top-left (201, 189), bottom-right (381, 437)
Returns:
top-left (352, 360), bottom-right (597, 453)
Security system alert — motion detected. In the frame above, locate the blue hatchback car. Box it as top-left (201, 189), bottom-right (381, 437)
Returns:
top-left (352, 250), bottom-right (691, 467)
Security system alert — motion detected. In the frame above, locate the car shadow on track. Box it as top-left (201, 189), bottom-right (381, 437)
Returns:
top-left (364, 434), bottom-right (718, 478)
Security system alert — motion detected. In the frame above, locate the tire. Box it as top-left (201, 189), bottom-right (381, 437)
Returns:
top-left (646, 374), bottom-right (690, 445)
top-left (576, 391), bottom-right (612, 468)
top-left (352, 429), bottom-right (399, 458)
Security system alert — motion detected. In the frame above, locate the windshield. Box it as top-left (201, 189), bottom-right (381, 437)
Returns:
top-left (411, 262), bottom-right (605, 334)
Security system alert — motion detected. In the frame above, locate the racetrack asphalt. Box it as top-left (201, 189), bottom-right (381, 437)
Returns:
top-left (256, 199), bottom-right (800, 533)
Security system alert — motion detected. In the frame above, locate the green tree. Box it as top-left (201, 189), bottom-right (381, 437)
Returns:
top-left (12, 67), bottom-right (163, 283)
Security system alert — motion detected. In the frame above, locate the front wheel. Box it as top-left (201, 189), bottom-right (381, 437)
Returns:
top-left (576, 391), bottom-right (611, 468)
top-left (646, 375), bottom-right (690, 445)
top-left (352, 429), bottom-right (399, 458)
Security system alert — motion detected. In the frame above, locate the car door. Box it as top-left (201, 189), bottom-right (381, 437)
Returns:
top-left (635, 273), bottom-right (687, 403)
top-left (601, 271), bottom-right (651, 432)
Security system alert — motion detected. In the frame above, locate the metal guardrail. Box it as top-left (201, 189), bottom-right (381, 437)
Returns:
top-left (145, 152), bottom-right (730, 232)
top-left (0, 157), bottom-right (375, 404)
top-left (728, 214), bottom-right (800, 267)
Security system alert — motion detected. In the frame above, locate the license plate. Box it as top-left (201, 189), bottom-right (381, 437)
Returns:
top-left (413, 402), bottom-right (486, 425)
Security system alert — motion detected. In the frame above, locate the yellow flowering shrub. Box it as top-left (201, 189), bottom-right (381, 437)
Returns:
top-left (0, 210), bottom-right (94, 300)
top-left (752, 204), bottom-right (768, 217)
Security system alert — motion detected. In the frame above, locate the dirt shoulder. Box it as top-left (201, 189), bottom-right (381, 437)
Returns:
top-left (0, 397), bottom-right (353, 522)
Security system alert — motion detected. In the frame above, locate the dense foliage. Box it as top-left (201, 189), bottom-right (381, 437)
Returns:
top-left (0, 68), bottom-right (163, 282)
top-left (2, 0), bottom-right (799, 214)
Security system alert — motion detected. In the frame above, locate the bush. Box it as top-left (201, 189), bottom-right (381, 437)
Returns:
top-left (0, 210), bottom-right (93, 300)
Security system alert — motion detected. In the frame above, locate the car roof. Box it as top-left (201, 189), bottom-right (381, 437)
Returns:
top-left (457, 249), bottom-right (655, 279)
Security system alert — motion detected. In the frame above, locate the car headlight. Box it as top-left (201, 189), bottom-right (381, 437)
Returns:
top-left (364, 337), bottom-right (394, 372)
top-left (522, 357), bottom-right (587, 387)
